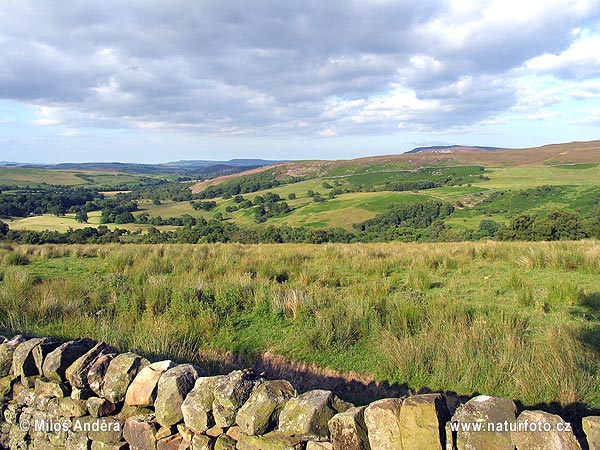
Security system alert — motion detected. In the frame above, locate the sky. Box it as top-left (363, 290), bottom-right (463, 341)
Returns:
top-left (0, 0), bottom-right (599, 164)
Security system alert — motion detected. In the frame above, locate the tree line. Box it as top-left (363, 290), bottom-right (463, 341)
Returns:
top-left (1, 204), bottom-right (598, 245)
top-left (0, 187), bottom-right (101, 218)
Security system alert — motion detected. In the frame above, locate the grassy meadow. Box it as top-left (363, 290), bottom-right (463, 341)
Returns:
top-left (0, 167), bottom-right (175, 189)
top-left (1, 241), bottom-right (599, 410)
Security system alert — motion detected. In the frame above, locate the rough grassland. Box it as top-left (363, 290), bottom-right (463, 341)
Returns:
top-left (0, 168), bottom-right (87, 186)
top-left (0, 167), bottom-right (172, 188)
top-left (1, 241), bottom-right (599, 410)
top-left (189, 140), bottom-right (600, 193)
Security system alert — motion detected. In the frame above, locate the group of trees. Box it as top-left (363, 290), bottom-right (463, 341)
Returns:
top-left (99, 197), bottom-right (139, 224)
top-left (355, 201), bottom-right (455, 232)
top-left (135, 213), bottom-right (197, 227)
top-left (0, 188), bottom-right (101, 218)
top-left (253, 193), bottom-right (291, 223)
top-left (384, 180), bottom-right (437, 191)
top-left (130, 181), bottom-right (195, 202)
top-left (194, 169), bottom-right (298, 199)
top-left (203, 192), bottom-right (293, 223)
top-left (135, 220), bottom-right (356, 244)
top-left (494, 209), bottom-right (599, 241)
top-left (225, 195), bottom-right (254, 212)
top-left (1, 224), bottom-right (126, 244)
top-left (190, 200), bottom-right (217, 211)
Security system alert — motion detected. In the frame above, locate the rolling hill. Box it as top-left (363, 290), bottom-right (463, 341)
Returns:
top-left (191, 140), bottom-right (600, 192)
top-left (405, 145), bottom-right (507, 154)
top-left (4, 139), bottom-right (600, 241)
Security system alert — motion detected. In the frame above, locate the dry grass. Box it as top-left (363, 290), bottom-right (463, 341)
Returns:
top-left (1, 240), bottom-right (599, 408)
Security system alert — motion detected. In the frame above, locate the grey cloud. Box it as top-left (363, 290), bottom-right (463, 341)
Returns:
top-left (0, 0), bottom-right (598, 136)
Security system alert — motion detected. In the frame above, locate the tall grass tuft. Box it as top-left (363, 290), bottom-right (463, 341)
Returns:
top-left (546, 279), bottom-right (584, 306)
top-left (405, 268), bottom-right (432, 290)
top-left (4, 252), bottom-right (29, 266)
top-left (517, 286), bottom-right (535, 307)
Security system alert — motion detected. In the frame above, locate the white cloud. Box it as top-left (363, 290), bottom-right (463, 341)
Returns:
top-left (570, 80), bottom-right (600, 99)
top-left (31, 118), bottom-right (60, 126)
top-left (574, 112), bottom-right (600, 126)
top-left (31, 106), bottom-right (62, 126)
top-left (60, 129), bottom-right (87, 137)
top-left (318, 129), bottom-right (338, 137)
top-left (526, 35), bottom-right (600, 79)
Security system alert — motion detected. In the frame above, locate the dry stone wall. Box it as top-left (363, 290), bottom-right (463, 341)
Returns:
top-left (0, 334), bottom-right (597, 449)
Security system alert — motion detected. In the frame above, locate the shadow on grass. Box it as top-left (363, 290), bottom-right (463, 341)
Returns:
top-left (230, 349), bottom-right (599, 449)
top-left (561, 300), bottom-right (600, 449)
top-left (582, 291), bottom-right (600, 310)
top-left (0, 328), bottom-right (13, 342)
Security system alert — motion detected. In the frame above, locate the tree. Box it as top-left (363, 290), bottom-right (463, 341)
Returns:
top-left (547, 209), bottom-right (587, 240)
top-left (288, 193), bottom-right (296, 200)
top-left (478, 219), bottom-right (500, 238)
top-left (588, 205), bottom-right (600, 239)
top-left (49, 205), bottom-right (66, 217)
top-left (75, 210), bottom-right (88, 223)
top-left (191, 200), bottom-right (217, 211)
top-left (0, 220), bottom-right (8, 237)
top-left (263, 192), bottom-right (281, 203)
top-left (114, 212), bottom-right (135, 224)
top-left (136, 212), bottom-right (150, 224)
top-left (181, 214), bottom-right (196, 228)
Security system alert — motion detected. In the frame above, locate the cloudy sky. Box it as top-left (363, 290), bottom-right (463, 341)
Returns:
top-left (1, 0), bottom-right (599, 163)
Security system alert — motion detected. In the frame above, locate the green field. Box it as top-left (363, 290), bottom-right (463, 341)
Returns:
top-left (472, 164), bottom-right (600, 189)
top-left (0, 168), bottom-right (88, 187)
top-left (134, 191), bottom-right (435, 231)
top-left (419, 185), bottom-right (489, 198)
top-left (8, 211), bottom-right (179, 233)
top-left (551, 163), bottom-right (599, 170)
top-left (1, 241), bottom-right (599, 410)
top-left (0, 167), bottom-right (174, 189)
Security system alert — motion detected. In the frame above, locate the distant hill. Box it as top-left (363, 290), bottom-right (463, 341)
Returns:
top-left (191, 140), bottom-right (600, 192)
top-left (0, 159), bottom-right (285, 176)
top-left (168, 159), bottom-right (285, 168)
top-left (406, 145), bottom-right (507, 154)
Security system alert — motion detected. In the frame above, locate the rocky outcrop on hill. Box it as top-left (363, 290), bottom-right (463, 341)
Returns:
top-left (0, 334), bottom-right (595, 449)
